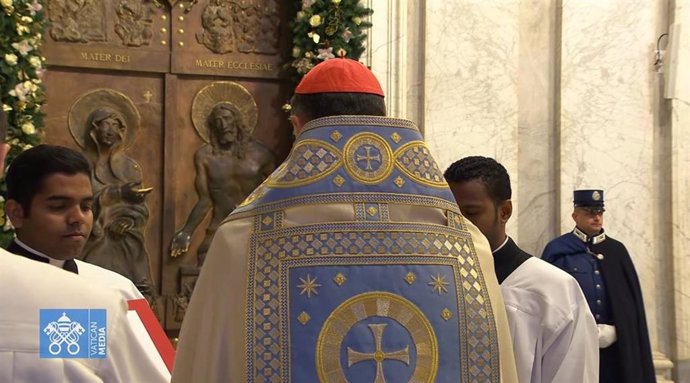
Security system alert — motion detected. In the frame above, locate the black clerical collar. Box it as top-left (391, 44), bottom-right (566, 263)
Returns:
top-left (492, 236), bottom-right (510, 254)
top-left (492, 237), bottom-right (531, 284)
top-left (14, 237), bottom-right (68, 268)
top-left (572, 227), bottom-right (606, 245)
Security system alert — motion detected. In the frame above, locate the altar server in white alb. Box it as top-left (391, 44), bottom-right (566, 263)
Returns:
top-left (0, 112), bottom-right (168, 382)
top-left (3, 144), bottom-right (143, 301)
top-left (0, 250), bottom-right (171, 383)
top-left (445, 156), bottom-right (599, 383)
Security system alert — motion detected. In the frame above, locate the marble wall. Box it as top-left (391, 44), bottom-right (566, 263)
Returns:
top-left (368, 0), bottom-right (689, 380)
top-left (423, 0), bottom-right (521, 236)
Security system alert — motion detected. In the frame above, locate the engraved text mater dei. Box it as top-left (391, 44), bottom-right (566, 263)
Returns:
top-left (80, 52), bottom-right (131, 63)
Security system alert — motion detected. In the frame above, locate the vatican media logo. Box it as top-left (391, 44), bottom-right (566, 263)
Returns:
top-left (39, 309), bottom-right (107, 359)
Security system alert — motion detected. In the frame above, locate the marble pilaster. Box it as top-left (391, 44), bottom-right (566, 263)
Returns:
top-left (366, 0), bottom-right (424, 127)
top-left (423, 0), bottom-right (521, 237)
top-left (670, 3), bottom-right (690, 381)
top-left (517, 0), bottom-right (559, 255)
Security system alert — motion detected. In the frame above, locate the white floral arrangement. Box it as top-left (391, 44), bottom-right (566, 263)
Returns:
top-left (0, 0), bottom-right (45, 242)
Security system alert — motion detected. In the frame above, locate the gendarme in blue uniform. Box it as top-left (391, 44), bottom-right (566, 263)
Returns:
top-left (541, 189), bottom-right (655, 383)
top-left (542, 227), bottom-right (612, 324)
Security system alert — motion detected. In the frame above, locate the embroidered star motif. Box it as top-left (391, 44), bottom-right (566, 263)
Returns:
top-left (428, 273), bottom-right (449, 294)
top-left (297, 274), bottom-right (322, 298)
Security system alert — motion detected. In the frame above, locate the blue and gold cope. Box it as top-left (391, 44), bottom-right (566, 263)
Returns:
top-left (231, 116), bottom-right (499, 382)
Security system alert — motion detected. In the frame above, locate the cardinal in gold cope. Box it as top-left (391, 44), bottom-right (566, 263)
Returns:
top-left (172, 59), bottom-right (518, 382)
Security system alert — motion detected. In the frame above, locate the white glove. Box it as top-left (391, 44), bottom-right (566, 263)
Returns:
top-left (597, 324), bottom-right (617, 348)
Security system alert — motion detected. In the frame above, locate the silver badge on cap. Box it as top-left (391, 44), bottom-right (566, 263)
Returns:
top-left (592, 191), bottom-right (601, 201)
top-left (596, 253), bottom-right (604, 260)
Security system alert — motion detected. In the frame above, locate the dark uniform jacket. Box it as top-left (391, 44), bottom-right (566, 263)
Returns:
top-left (542, 228), bottom-right (655, 383)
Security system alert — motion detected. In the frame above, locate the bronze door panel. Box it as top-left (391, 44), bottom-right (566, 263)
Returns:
top-left (41, 0), bottom-right (293, 334)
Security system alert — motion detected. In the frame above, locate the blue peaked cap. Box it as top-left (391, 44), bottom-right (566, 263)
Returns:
top-left (573, 189), bottom-right (605, 210)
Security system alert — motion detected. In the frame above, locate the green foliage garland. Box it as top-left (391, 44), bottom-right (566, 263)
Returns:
top-left (289, 0), bottom-right (373, 83)
top-left (0, 0), bottom-right (46, 245)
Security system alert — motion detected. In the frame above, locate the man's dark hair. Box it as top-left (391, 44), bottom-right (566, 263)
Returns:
top-left (291, 92), bottom-right (386, 121)
top-left (444, 156), bottom-right (512, 205)
top-left (6, 145), bottom-right (92, 213)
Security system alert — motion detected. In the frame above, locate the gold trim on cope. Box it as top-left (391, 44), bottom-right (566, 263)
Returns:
top-left (300, 115), bottom-right (420, 135)
top-left (237, 185), bottom-right (266, 208)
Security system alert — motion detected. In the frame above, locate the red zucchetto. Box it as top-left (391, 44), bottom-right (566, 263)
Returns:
top-left (295, 58), bottom-right (384, 97)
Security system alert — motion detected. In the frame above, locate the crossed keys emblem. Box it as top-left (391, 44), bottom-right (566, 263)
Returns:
top-left (43, 313), bottom-right (86, 356)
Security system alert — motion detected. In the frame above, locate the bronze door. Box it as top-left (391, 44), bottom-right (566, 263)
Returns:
top-left (42, 0), bottom-right (293, 334)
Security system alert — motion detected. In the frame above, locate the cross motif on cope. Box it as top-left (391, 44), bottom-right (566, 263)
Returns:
top-left (355, 145), bottom-right (382, 171)
top-left (347, 323), bottom-right (410, 383)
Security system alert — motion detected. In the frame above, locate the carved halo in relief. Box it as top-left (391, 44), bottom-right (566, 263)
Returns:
top-left (68, 89), bottom-right (141, 149)
top-left (191, 81), bottom-right (258, 143)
